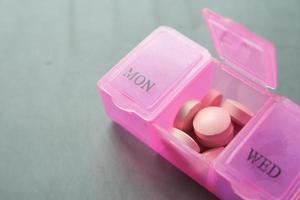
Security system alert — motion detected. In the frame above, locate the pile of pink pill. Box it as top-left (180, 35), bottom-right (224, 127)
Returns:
top-left (171, 89), bottom-right (254, 161)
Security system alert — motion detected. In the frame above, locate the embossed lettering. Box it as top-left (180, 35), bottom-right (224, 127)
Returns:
top-left (247, 148), bottom-right (264, 164)
top-left (123, 68), bottom-right (155, 92)
top-left (123, 67), bottom-right (139, 80)
top-left (140, 79), bottom-right (155, 92)
top-left (267, 164), bottom-right (281, 178)
top-left (246, 148), bottom-right (282, 178)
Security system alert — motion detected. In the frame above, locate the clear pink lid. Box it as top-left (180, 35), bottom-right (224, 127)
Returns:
top-left (215, 98), bottom-right (300, 199)
top-left (100, 27), bottom-right (211, 120)
top-left (203, 9), bottom-right (277, 89)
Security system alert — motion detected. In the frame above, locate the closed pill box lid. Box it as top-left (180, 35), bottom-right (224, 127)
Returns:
top-left (215, 97), bottom-right (300, 200)
top-left (98, 26), bottom-right (211, 120)
top-left (203, 9), bottom-right (277, 89)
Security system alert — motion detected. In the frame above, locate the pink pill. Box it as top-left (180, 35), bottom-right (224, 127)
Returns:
top-left (203, 147), bottom-right (224, 163)
top-left (222, 99), bottom-right (254, 126)
top-left (193, 107), bottom-right (234, 148)
top-left (170, 128), bottom-right (200, 152)
top-left (202, 89), bottom-right (223, 107)
top-left (174, 100), bottom-right (203, 132)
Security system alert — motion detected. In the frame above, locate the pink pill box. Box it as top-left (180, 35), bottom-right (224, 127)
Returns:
top-left (97, 9), bottom-right (300, 200)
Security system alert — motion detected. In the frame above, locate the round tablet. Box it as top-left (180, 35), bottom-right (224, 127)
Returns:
top-left (222, 99), bottom-right (254, 126)
top-left (174, 100), bottom-right (203, 132)
top-left (170, 128), bottom-right (200, 152)
top-left (193, 107), bottom-right (234, 147)
top-left (202, 89), bottom-right (223, 107)
top-left (203, 147), bottom-right (224, 163)
top-left (197, 124), bottom-right (234, 147)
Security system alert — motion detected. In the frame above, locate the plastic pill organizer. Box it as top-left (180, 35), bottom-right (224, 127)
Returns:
top-left (97, 9), bottom-right (300, 200)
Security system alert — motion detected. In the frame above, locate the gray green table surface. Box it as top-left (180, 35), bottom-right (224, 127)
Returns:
top-left (1, 0), bottom-right (300, 199)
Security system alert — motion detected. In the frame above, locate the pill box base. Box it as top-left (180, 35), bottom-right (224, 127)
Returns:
top-left (100, 93), bottom-right (240, 200)
top-left (98, 65), bottom-right (255, 200)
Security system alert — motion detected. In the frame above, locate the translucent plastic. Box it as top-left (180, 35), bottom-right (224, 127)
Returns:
top-left (203, 9), bottom-right (277, 89)
top-left (215, 97), bottom-right (300, 200)
top-left (98, 9), bottom-right (300, 200)
top-left (99, 26), bottom-right (211, 121)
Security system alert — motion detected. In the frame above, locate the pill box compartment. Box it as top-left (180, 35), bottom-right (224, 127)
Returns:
top-left (153, 60), bottom-right (273, 200)
top-left (98, 9), bottom-right (300, 200)
top-left (98, 26), bottom-right (212, 145)
top-left (214, 97), bottom-right (300, 200)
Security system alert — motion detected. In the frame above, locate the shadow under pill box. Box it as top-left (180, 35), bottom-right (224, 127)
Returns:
top-left (98, 8), bottom-right (300, 200)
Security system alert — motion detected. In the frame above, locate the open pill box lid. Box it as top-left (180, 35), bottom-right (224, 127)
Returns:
top-left (203, 9), bottom-right (277, 89)
top-left (98, 27), bottom-right (211, 121)
top-left (214, 97), bottom-right (300, 200)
